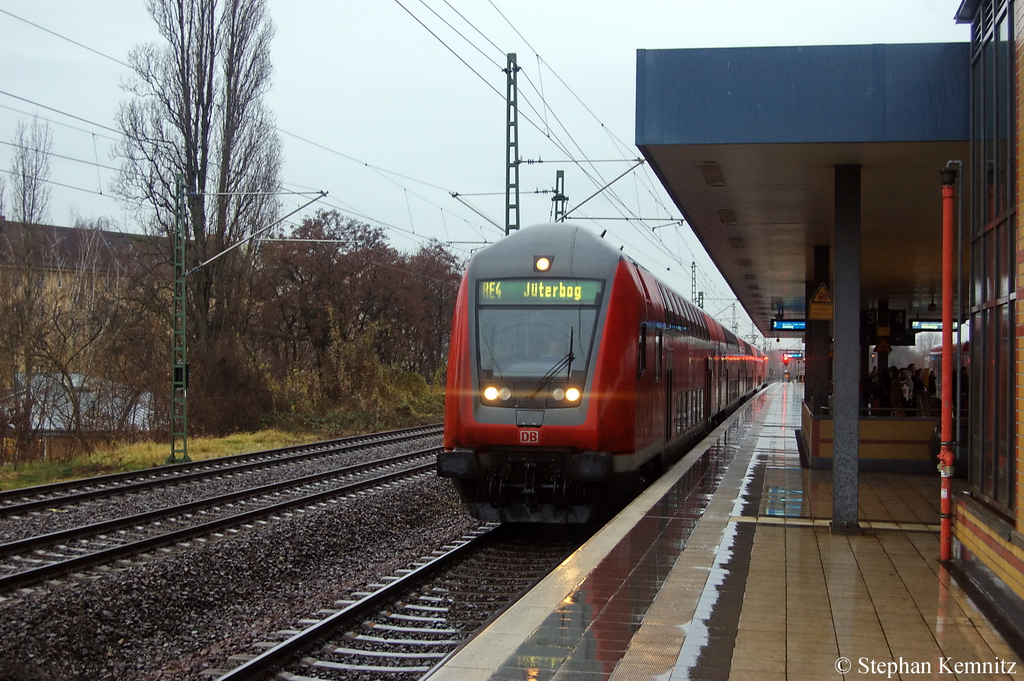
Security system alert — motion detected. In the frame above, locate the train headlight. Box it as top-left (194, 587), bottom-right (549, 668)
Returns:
top-left (534, 255), bottom-right (554, 272)
top-left (552, 388), bottom-right (565, 401)
top-left (482, 386), bottom-right (512, 402)
top-left (565, 387), bottom-right (581, 402)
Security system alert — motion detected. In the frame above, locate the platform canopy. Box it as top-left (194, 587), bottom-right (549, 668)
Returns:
top-left (636, 43), bottom-right (970, 337)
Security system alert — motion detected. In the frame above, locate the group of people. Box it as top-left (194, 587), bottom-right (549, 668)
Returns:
top-left (865, 364), bottom-right (934, 416)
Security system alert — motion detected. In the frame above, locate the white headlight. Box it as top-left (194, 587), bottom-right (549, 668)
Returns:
top-left (483, 386), bottom-right (499, 401)
top-left (552, 388), bottom-right (565, 401)
top-left (498, 387), bottom-right (512, 401)
top-left (565, 387), bottom-right (581, 402)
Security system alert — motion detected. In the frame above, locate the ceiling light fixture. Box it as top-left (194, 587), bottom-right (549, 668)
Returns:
top-left (700, 162), bottom-right (724, 187)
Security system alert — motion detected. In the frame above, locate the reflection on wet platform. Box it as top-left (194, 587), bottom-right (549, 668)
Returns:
top-left (428, 383), bottom-right (1020, 681)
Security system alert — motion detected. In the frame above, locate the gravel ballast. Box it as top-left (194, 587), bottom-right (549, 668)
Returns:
top-left (0, 475), bottom-right (478, 681)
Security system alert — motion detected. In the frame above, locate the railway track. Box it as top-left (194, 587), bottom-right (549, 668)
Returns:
top-left (0, 424), bottom-right (442, 518)
top-left (209, 523), bottom-right (588, 681)
top-left (0, 446), bottom-right (440, 592)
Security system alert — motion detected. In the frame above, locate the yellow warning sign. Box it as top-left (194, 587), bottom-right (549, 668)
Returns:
top-left (875, 339), bottom-right (892, 353)
top-left (808, 283), bottom-right (833, 320)
top-left (810, 283), bottom-right (833, 304)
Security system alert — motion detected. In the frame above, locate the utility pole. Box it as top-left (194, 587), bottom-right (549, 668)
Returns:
top-left (691, 261), bottom-right (704, 308)
top-left (164, 185), bottom-right (326, 466)
top-left (504, 53), bottom-right (520, 235)
top-left (552, 170), bottom-right (567, 222)
top-left (169, 172), bottom-right (190, 463)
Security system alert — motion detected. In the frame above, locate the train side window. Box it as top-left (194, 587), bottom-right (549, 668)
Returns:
top-left (662, 285), bottom-right (677, 327)
top-left (675, 295), bottom-right (686, 331)
top-left (637, 323), bottom-right (647, 380)
top-left (655, 328), bottom-right (663, 382)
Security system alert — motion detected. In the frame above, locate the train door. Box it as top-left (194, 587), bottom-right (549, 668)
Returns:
top-left (717, 355), bottom-right (724, 414)
top-left (705, 355), bottom-right (714, 421)
top-left (665, 348), bottom-right (674, 443)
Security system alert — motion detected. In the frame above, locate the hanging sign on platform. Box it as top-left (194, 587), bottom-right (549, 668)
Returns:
top-left (808, 283), bottom-right (833, 320)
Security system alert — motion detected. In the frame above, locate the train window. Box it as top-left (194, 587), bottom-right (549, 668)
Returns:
top-left (475, 278), bottom-right (604, 380)
top-left (660, 284), bottom-right (676, 327)
top-left (637, 324), bottom-right (647, 379)
top-left (675, 295), bottom-right (687, 331)
top-left (655, 329), bottom-right (664, 381)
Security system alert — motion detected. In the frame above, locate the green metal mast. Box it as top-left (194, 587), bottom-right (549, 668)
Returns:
top-left (504, 53), bottom-right (520, 235)
top-left (552, 170), bottom-right (567, 222)
top-left (169, 172), bottom-right (190, 463)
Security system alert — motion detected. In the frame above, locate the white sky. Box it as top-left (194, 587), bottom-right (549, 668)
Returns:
top-left (0, 1), bottom-right (969, 344)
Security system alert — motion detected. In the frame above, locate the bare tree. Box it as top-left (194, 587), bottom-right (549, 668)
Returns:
top-left (0, 171), bottom-right (7, 220)
top-left (115, 0), bottom-right (281, 348)
top-left (0, 223), bottom-right (157, 460)
top-left (8, 116), bottom-right (53, 225)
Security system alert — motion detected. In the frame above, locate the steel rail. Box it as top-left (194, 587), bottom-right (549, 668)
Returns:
top-left (215, 524), bottom-right (501, 681)
top-left (0, 456), bottom-right (439, 592)
top-left (0, 424), bottom-right (442, 517)
top-left (0, 448), bottom-right (439, 559)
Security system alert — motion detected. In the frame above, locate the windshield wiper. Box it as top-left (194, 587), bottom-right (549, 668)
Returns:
top-left (527, 329), bottom-right (574, 399)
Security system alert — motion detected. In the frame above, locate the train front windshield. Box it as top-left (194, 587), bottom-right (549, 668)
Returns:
top-left (475, 279), bottom-right (603, 379)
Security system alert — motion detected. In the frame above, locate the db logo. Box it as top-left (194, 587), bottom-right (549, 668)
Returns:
top-left (519, 429), bottom-right (540, 444)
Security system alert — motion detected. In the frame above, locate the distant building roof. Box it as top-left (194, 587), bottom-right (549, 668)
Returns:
top-left (0, 220), bottom-right (163, 275)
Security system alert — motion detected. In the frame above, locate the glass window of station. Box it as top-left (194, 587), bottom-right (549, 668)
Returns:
top-left (967, 0), bottom-right (1015, 512)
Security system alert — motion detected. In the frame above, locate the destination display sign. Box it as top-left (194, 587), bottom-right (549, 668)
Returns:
top-left (771, 320), bottom-right (806, 331)
top-left (478, 279), bottom-right (603, 305)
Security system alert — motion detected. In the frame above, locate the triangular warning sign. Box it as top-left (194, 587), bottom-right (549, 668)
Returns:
top-left (810, 283), bottom-right (833, 305)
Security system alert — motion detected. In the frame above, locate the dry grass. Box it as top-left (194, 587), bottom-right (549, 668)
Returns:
top-left (0, 430), bottom-right (321, 491)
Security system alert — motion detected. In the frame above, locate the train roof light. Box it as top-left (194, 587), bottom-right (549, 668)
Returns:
top-left (534, 255), bottom-right (554, 272)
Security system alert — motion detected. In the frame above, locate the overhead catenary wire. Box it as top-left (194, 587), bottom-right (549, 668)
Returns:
top-left (0, 5), bottom-right (742, 320)
top-left (0, 6), bottom-right (635, 250)
top-left (0, 11), bottom-right (490, 252)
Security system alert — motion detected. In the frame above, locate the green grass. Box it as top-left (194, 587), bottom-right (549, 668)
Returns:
top-left (0, 430), bottom-right (320, 492)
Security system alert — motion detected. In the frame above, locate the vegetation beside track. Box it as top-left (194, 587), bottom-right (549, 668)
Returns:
top-left (0, 405), bottom-right (443, 492)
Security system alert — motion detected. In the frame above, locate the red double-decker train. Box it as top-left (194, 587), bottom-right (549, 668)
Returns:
top-left (439, 223), bottom-right (766, 523)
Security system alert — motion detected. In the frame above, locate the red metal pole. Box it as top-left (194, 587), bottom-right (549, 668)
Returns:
top-left (939, 166), bottom-right (957, 562)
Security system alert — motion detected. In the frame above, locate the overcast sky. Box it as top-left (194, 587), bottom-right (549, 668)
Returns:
top-left (0, 0), bottom-right (969, 340)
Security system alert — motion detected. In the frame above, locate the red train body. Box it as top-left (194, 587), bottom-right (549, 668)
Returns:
top-left (439, 224), bottom-right (765, 523)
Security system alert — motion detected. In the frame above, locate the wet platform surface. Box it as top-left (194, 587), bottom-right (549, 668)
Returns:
top-left (427, 382), bottom-right (1023, 680)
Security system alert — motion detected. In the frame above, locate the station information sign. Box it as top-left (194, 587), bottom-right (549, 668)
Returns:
top-left (771, 319), bottom-right (806, 331)
top-left (861, 309), bottom-right (913, 345)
